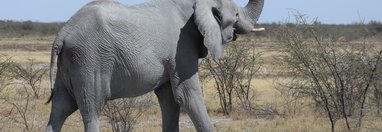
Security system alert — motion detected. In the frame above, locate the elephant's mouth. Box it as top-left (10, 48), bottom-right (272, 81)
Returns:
top-left (222, 32), bottom-right (237, 44)
top-left (222, 34), bottom-right (235, 44)
top-left (232, 32), bottom-right (238, 41)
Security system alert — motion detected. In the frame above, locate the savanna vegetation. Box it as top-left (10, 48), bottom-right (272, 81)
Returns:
top-left (0, 17), bottom-right (381, 131)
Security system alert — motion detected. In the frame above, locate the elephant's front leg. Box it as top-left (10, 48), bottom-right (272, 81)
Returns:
top-left (155, 82), bottom-right (180, 132)
top-left (170, 69), bottom-right (213, 132)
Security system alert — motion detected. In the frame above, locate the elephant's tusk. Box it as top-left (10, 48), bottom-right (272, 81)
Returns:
top-left (251, 28), bottom-right (265, 32)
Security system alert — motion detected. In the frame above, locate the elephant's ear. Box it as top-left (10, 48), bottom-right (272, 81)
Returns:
top-left (194, 1), bottom-right (224, 59)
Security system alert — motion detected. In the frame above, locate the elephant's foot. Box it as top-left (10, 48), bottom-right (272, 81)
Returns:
top-left (84, 120), bottom-right (100, 132)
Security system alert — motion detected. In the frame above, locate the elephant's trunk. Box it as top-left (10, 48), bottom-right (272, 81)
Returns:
top-left (234, 0), bottom-right (264, 34)
top-left (243, 0), bottom-right (264, 25)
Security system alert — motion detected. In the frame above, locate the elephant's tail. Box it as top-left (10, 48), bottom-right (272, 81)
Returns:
top-left (46, 38), bottom-right (64, 104)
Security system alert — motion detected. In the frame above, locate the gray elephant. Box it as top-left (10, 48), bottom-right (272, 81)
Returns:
top-left (46, 0), bottom-right (264, 131)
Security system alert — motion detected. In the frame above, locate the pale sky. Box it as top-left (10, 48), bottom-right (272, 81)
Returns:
top-left (0, 0), bottom-right (381, 24)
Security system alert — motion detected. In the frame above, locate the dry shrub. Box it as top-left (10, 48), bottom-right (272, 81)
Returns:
top-left (102, 94), bottom-right (155, 132)
top-left (276, 12), bottom-right (382, 132)
top-left (0, 57), bottom-right (48, 131)
top-left (200, 41), bottom-right (263, 115)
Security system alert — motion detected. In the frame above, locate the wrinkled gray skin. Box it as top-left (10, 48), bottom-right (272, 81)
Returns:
top-left (46, 0), bottom-right (263, 131)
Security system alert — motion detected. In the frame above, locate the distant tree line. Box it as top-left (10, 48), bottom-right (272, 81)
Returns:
top-left (255, 21), bottom-right (382, 40)
top-left (0, 20), bottom-right (64, 37)
top-left (1, 20), bottom-right (381, 38)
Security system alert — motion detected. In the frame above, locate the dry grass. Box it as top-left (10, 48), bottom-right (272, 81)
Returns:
top-left (0, 36), bottom-right (381, 131)
top-left (0, 51), bottom-right (51, 63)
top-left (0, 36), bottom-right (53, 64)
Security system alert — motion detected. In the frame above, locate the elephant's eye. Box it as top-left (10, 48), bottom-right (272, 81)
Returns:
top-left (214, 14), bottom-right (222, 26)
top-left (212, 8), bottom-right (222, 26)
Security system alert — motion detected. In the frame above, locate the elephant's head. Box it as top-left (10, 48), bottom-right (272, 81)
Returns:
top-left (194, 0), bottom-right (264, 59)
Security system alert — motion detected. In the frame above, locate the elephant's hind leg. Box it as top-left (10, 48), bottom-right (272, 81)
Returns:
top-left (46, 76), bottom-right (78, 132)
top-left (155, 82), bottom-right (180, 132)
top-left (72, 71), bottom-right (109, 132)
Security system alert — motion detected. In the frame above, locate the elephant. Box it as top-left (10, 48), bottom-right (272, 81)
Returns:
top-left (45, 0), bottom-right (264, 131)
